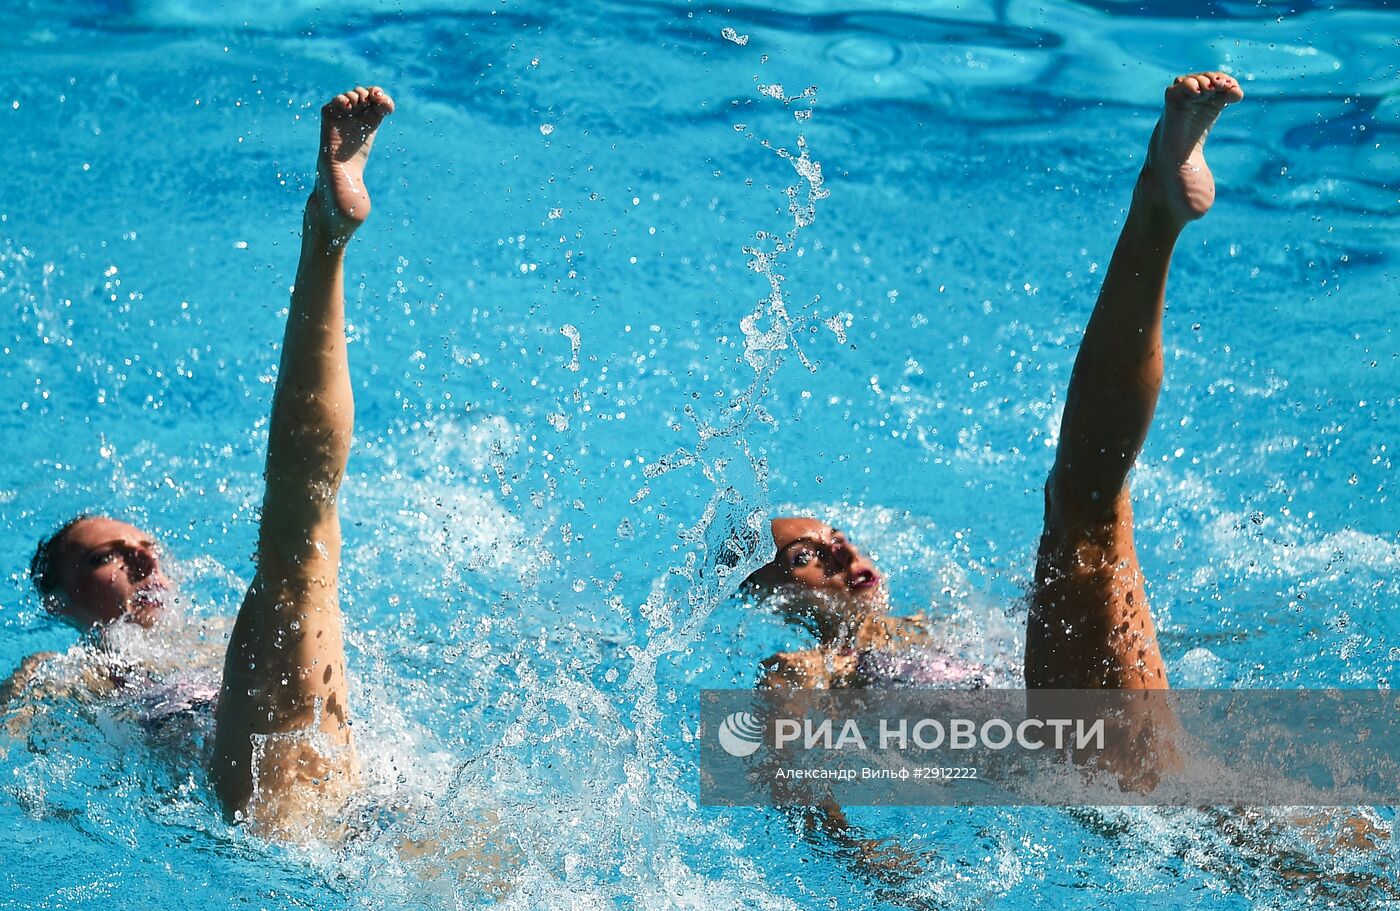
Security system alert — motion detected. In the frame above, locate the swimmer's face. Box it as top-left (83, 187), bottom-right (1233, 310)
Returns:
top-left (47, 517), bottom-right (169, 630)
top-left (748, 518), bottom-right (883, 622)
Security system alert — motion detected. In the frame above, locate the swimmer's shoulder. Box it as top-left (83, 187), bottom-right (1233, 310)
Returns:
top-left (852, 612), bottom-right (933, 652)
top-left (891, 612), bottom-right (934, 642)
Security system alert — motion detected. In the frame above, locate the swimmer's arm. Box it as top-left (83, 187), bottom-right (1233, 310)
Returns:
top-left (0, 652), bottom-right (63, 751)
top-left (787, 803), bottom-right (928, 892)
top-left (758, 651), bottom-right (825, 690)
top-left (758, 653), bottom-right (829, 803)
top-left (1200, 807), bottom-right (1397, 898)
top-left (0, 652), bottom-right (57, 707)
top-left (758, 649), bottom-right (858, 690)
top-left (756, 666), bottom-right (794, 689)
top-left (395, 810), bottom-right (522, 898)
top-left (757, 658), bottom-right (929, 891)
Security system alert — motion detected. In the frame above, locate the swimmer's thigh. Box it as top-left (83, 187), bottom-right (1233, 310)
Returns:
top-left (210, 506), bottom-right (357, 829)
top-left (1025, 485), bottom-right (1167, 690)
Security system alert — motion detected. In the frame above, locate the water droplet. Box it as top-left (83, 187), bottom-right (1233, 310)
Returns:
top-left (539, 123), bottom-right (554, 136)
top-left (721, 27), bottom-right (749, 46)
top-left (560, 324), bottom-right (581, 371)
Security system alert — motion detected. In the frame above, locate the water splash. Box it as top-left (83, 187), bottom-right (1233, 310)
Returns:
top-left (559, 323), bottom-right (581, 371)
top-left (636, 75), bottom-right (834, 625)
top-left (579, 75), bottom-right (843, 903)
top-left (735, 85), bottom-right (830, 374)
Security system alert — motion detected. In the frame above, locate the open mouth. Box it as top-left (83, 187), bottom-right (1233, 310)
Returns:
top-left (848, 571), bottom-right (880, 590)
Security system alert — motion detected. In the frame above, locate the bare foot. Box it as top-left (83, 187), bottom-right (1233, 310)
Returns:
top-left (1140, 71), bottom-right (1244, 226)
top-left (310, 85), bottom-right (394, 241)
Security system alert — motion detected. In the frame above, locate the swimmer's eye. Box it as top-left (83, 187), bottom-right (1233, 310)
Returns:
top-left (88, 551), bottom-right (117, 567)
top-left (790, 551), bottom-right (814, 568)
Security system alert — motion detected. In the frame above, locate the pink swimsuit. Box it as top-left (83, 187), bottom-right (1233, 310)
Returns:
top-left (855, 645), bottom-right (986, 689)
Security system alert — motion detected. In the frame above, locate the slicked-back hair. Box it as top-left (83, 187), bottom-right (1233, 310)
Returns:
top-left (29, 515), bottom-right (92, 599)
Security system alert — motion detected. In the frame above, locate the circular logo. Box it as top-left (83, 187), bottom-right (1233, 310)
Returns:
top-left (717, 711), bottom-right (764, 758)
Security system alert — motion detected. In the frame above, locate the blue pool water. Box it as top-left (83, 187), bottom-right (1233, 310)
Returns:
top-left (2, 0), bottom-right (1397, 907)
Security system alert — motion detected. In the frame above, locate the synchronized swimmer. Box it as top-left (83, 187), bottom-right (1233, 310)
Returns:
top-left (742, 71), bottom-right (1243, 872)
top-left (17, 85), bottom-right (395, 837)
top-left (9, 72), bottom-right (1247, 838)
top-left (746, 72), bottom-right (1246, 695)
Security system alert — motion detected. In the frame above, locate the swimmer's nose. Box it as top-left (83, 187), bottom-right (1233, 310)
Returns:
top-left (125, 544), bottom-right (157, 583)
top-left (832, 540), bottom-right (874, 582)
top-left (837, 543), bottom-right (880, 588)
top-left (832, 539), bottom-right (866, 571)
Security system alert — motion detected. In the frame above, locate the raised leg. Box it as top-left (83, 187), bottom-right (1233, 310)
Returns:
top-left (1026, 72), bottom-right (1243, 690)
top-left (210, 86), bottom-right (394, 833)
